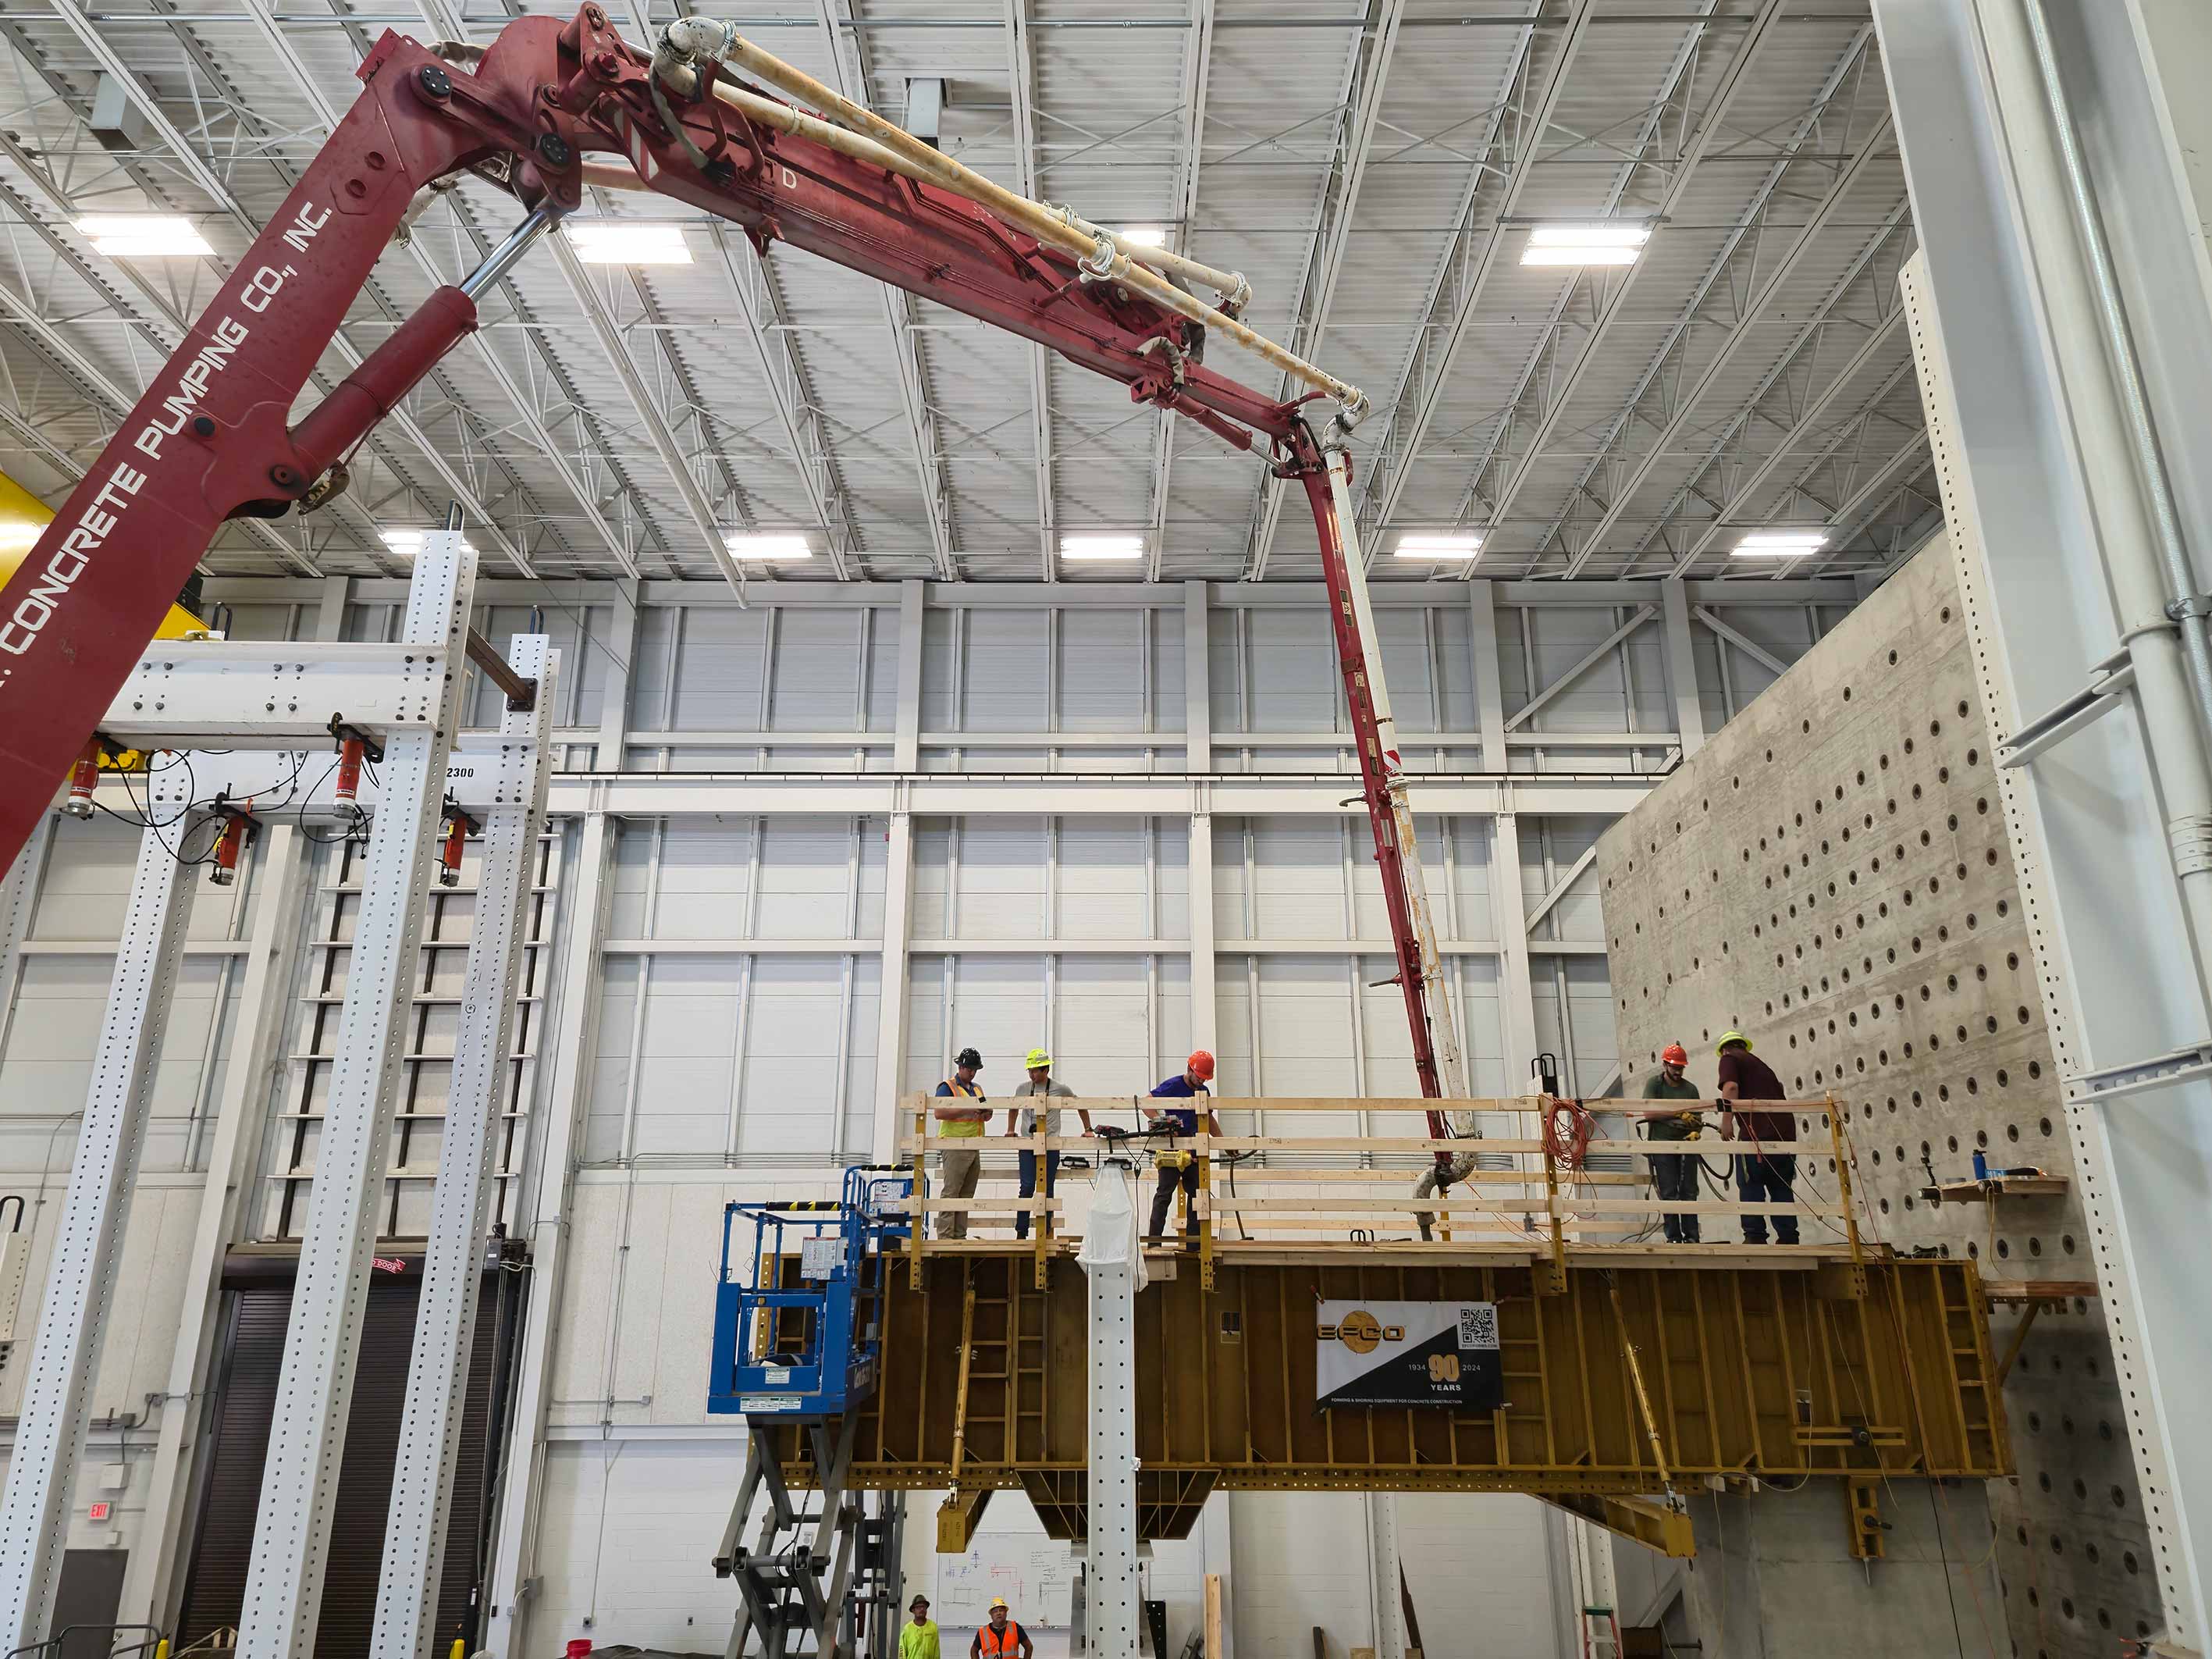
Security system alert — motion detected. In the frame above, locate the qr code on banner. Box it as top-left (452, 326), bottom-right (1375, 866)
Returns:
top-left (1457, 1304), bottom-right (1499, 1351)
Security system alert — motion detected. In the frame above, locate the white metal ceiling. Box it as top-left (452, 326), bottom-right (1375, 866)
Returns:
top-left (0, 0), bottom-right (1934, 584)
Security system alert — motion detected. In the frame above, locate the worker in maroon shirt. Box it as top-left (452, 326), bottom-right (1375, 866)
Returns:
top-left (1714, 1031), bottom-right (1798, 1245)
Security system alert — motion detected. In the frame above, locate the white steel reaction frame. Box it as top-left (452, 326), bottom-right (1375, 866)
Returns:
top-left (235, 529), bottom-right (477, 1659)
top-left (372, 632), bottom-right (559, 1659)
top-left (0, 764), bottom-right (198, 1654)
top-left (1076, 1161), bottom-right (1143, 1659)
top-left (123, 820), bottom-right (311, 1632)
top-left (1876, 0), bottom-right (2212, 1645)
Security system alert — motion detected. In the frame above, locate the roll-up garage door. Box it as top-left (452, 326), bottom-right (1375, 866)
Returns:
top-left (174, 1247), bottom-right (528, 1659)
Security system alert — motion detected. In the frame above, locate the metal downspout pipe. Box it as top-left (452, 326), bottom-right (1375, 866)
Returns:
top-left (2019, 0), bottom-right (2212, 730)
top-left (1986, 0), bottom-right (2212, 1015)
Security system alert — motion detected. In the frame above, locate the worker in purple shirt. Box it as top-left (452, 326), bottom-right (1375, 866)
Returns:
top-left (1143, 1050), bottom-right (1223, 1244)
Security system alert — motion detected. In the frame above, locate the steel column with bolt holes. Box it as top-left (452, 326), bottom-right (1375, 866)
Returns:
top-left (235, 530), bottom-right (475, 1659)
top-left (0, 817), bottom-right (52, 1056)
top-left (0, 767), bottom-right (198, 1653)
top-left (1874, 0), bottom-right (2212, 1644)
top-left (119, 823), bottom-right (311, 1631)
top-left (1365, 1494), bottom-right (1403, 1659)
top-left (1077, 1163), bottom-right (1142, 1659)
top-left (481, 807), bottom-right (618, 1659)
top-left (370, 633), bottom-right (557, 1659)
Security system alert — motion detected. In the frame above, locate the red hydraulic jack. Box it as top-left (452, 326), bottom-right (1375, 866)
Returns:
top-left (0, 5), bottom-right (1467, 1143)
top-left (207, 806), bottom-right (257, 888)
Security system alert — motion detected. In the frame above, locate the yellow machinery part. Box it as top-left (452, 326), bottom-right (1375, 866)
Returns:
top-left (0, 468), bottom-right (212, 771)
top-left (0, 466), bottom-right (211, 645)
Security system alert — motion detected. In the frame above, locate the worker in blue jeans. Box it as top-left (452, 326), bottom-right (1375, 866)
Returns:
top-left (1006, 1047), bottom-right (1090, 1241)
top-left (1144, 1051), bottom-right (1223, 1244)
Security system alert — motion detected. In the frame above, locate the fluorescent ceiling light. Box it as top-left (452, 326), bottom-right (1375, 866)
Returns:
top-left (727, 532), bottom-right (813, 561)
top-left (564, 220), bottom-right (693, 265)
top-left (381, 528), bottom-right (475, 556)
top-left (1521, 222), bottom-right (1649, 267)
top-left (74, 215), bottom-right (213, 258)
top-left (1060, 533), bottom-right (1144, 561)
top-left (1394, 532), bottom-right (1483, 559)
top-left (1732, 529), bottom-right (1826, 557)
top-left (1118, 226), bottom-right (1169, 247)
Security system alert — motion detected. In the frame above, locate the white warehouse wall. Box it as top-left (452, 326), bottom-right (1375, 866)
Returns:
top-left (0, 575), bottom-right (1873, 1653)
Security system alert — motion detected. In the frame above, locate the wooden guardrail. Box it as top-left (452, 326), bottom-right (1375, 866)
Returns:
top-left (894, 1094), bottom-right (1864, 1293)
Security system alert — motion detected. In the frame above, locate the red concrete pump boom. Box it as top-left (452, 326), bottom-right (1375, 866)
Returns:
top-left (0, 5), bottom-right (1462, 1145)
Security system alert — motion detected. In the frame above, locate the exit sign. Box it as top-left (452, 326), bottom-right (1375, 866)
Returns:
top-left (87, 1503), bottom-right (110, 1522)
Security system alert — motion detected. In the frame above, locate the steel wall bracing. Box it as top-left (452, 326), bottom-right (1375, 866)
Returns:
top-left (1872, 0), bottom-right (2212, 1648)
top-left (774, 1251), bottom-right (2008, 1521)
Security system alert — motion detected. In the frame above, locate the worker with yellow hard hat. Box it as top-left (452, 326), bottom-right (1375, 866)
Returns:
top-left (1005, 1046), bottom-right (1088, 1241)
top-left (1715, 1031), bottom-right (1799, 1245)
top-left (1143, 1051), bottom-right (1222, 1246)
top-left (971, 1597), bottom-right (1032, 1659)
top-left (1641, 1041), bottom-right (1705, 1243)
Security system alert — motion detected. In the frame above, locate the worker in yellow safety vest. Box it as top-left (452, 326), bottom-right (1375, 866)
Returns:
top-left (971, 1599), bottom-right (1033, 1659)
top-left (932, 1047), bottom-right (990, 1240)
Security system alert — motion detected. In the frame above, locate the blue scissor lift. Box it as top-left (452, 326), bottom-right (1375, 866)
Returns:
top-left (708, 1167), bottom-right (912, 1659)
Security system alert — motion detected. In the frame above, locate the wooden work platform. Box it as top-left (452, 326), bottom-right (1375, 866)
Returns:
top-left (766, 1242), bottom-right (2012, 1547)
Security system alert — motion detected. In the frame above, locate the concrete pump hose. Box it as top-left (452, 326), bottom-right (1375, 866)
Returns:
top-left (653, 19), bottom-right (1367, 419)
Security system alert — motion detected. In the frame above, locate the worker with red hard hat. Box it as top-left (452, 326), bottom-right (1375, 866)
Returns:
top-left (1642, 1041), bottom-right (1706, 1244)
top-left (1143, 1050), bottom-right (1223, 1246)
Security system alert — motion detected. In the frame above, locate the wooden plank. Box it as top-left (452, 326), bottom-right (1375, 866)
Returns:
top-left (1204, 1197), bottom-right (1838, 1216)
top-left (898, 1094), bottom-right (1837, 1116)
top-left (1981, 1277), bottom-right (2097, 1303)
top-left (1205, 1574), bottom-right (1223, 1658)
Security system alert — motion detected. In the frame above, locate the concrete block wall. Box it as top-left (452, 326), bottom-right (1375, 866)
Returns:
top-left (1593, 539), bottom-right (2157, 1658)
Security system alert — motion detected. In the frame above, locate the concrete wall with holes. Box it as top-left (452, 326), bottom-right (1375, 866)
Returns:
top-left (1595, 539), bottom-right (2152, 1658)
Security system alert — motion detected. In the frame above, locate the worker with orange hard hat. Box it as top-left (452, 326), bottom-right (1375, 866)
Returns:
top-left (1143, 1050), bottom-right (1222, 1246)
top-left (1642, 1041), bottom-right (1706, 1243)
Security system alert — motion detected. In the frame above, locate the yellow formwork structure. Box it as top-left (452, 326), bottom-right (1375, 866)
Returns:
top-left (775, 1247), bottom-right (2009, 1547)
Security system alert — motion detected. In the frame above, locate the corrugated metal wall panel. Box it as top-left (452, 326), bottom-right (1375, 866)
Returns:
top-left (945, 823), bottom-right (1045, 940)
top-left (1241, 609), bottom-right (1338, 732)
top-left (958, 609), bottom-right (1049, 729)
top-left (668, 608), bottom-right (771, 730)
top-left (1057, 609), bottom-right (1146, 733)
top-left (770, 608), bottom-right (872, 730)
top-left (1053, 954), bottom-right (1155, 1094)
top-left (1057, 818), bottom-right (1150, 940)
top-left (586, 949), bottom-right (878, 1164)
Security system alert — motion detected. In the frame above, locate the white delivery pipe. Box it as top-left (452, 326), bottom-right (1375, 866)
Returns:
top-left (662, 15), bottom-right (1249, 312)
top-left (652, 22), bottom-right (1367, 417)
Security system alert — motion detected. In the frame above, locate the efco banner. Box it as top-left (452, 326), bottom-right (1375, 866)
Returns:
top-left (1315, 1301), bottom-right (1503, 1411)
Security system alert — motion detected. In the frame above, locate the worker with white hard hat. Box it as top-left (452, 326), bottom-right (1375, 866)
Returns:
top-left (1143, 1051), bottom-right (1222, 1245)
top-left (1005, 1046), bottom-right (1090, 1241)
top-left (970, 1597), bottom-right (1032, 1659)
top-left (1642, 1041), bottom-right (1705, 1244)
